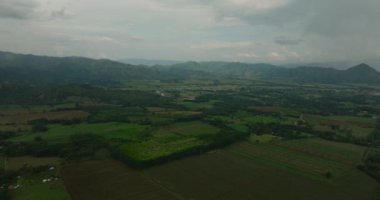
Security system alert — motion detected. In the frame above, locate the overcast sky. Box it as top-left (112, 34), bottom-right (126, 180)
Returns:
top-left (0, 0), bottom-right (379, 63)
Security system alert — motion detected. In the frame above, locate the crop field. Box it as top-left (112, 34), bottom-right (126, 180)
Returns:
top-left (0, 110), bottom-right (89, 125)
top-left (304, 115), bottom-right (376, 138)
top-left (0, 104), bottom-right (76, 115)
top-left (248, 134), bottom-right (280, 144)
top-left (175, 100), bottom-right (216, 110)
top-left (273, 139), bottom-right (367, 165)
top-left (144, 139), bottom-right (378, 200)
top-left (62, 160), bottom-right (178, 200)
top-left (0, 156), bottom-right (5, 171)
top-left (305, 115), bottom-right (375, 128)
top-left (155, 121), bottom-right (219, 136)
top-left (118, 121), bottom-right (220, 162)
top-left (252, 106), bottom-right (301, 116)
top-left (228, 139), bottom-right (369, 181)
top-left (0, 124), bottom-right (31, 131)
top-left (9, 122), bottom-right (148, 143)
top-left (146, 107), bottom-right (201, 116)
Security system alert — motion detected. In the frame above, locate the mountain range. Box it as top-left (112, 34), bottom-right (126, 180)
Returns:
top-left (0, 51), bottom-right (379, 85)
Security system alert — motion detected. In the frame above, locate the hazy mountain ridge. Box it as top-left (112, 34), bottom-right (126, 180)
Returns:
top-left (119, 58), bottom-right (181, 66)
top-left (0, 51), bottom-right (379, 85)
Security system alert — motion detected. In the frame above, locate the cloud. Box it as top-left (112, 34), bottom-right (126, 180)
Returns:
top-left (0, 0), bottom-right (69, 20)
top-left (157, 0), bottom-right (380, 61)
top-left (50, 8), bottom-right (69, 19)
top-left (274, 36), bottom-right (302, 45)
top-left (129, 35), bottom-right (144, 41)
top-left (190, 41), bottom-right (253, 50)
top-left (1, 0), bottom-right (380, 63)
top-left (0, 0), bottom-right (39, 19)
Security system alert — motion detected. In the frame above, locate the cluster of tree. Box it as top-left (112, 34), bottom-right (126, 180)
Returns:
top-left (0, 84), bottom-right (171, 107)
top-left (60, 134), bottom-right (108, 160)
top-left (316, 131), bottom-right (368, 146)
top-left (2, 133), bottom-right (108, 161)
top-left (248, 123), bottom-right (310, 139)
top-left (113, 129), bottom-right (249, 169)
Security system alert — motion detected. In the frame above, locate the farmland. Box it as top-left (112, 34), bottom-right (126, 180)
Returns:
top-left (1, 79), bottom-right (380, 199)
top-left (143, 139), bottom-right (377, 200)
top-left (62, 160), bottom-right (178, 200)
top-left (60, 138), bottom-right (378, 200)
top-left (4, 156), bottom-right (70, 200)
top-left (9, 122), bottom-right (148, 143)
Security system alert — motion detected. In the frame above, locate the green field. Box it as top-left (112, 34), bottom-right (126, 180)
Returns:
top-left (11, 181), bottom-right (70, 200)
top-left (118, 121), bottom-right (220, 162)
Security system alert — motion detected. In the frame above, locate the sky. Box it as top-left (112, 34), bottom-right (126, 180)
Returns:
top-left (1, 0), bottom-right (380, 63)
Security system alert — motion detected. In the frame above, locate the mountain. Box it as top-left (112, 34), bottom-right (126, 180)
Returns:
top-left (343, 63), bottom-right (380, 84)
top-left (119, 59), bottom-right (181, 66)
top-left (169, 61), bottom-right (279, 79)
top-left (169, 61), bottom-right (380, 85)
top-left (0, 51), bottom-right (379, 85)
top-left (283, 61), bottom-right (380, 71)
top-left (0, 51), bottom-right (157, 84)
top-left (262, 63), bottom-right (380, 84)
top-left (0, 51), bottom-right (206, 85)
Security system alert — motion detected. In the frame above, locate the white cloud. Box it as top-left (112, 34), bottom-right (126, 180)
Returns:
top-left (0, 0), bottom-right (379, 63)
top-left (190, 41), bottom-right (253, 50)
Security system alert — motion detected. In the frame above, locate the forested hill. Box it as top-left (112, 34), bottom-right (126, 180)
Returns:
top-left (0, 51), bottom-right (207, 85)
top-left (168, 62), bottom-right (380, 85)
top-left (0, 51), bottom-right (379, 85)
top-left (0, 51), bottom-right (156, 84)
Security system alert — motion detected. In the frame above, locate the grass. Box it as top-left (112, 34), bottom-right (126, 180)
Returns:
top-left (9, 122), bottom-right (148, 143)
top-left (11, 181), bottom-right (70, 200)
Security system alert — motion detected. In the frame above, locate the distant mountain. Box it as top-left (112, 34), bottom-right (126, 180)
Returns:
top-left (119, 59), bottom-right (181, 66)
top-left (0, 51), bottom-right (379, 85)
top-left (0, 51), bottom-right (208, 84)
top-left (273, 63), bottom-right (380, 84)
top-left (0, 51), bottom-right (159, 85)
top-left (343, 63), bottom-right (380, 84)
top-left (283, 61), bottom-right (380, 71)
top-left (169, 61), bottom-right (279, 79)
top-left (169, 61), bottom-right (380, 85)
